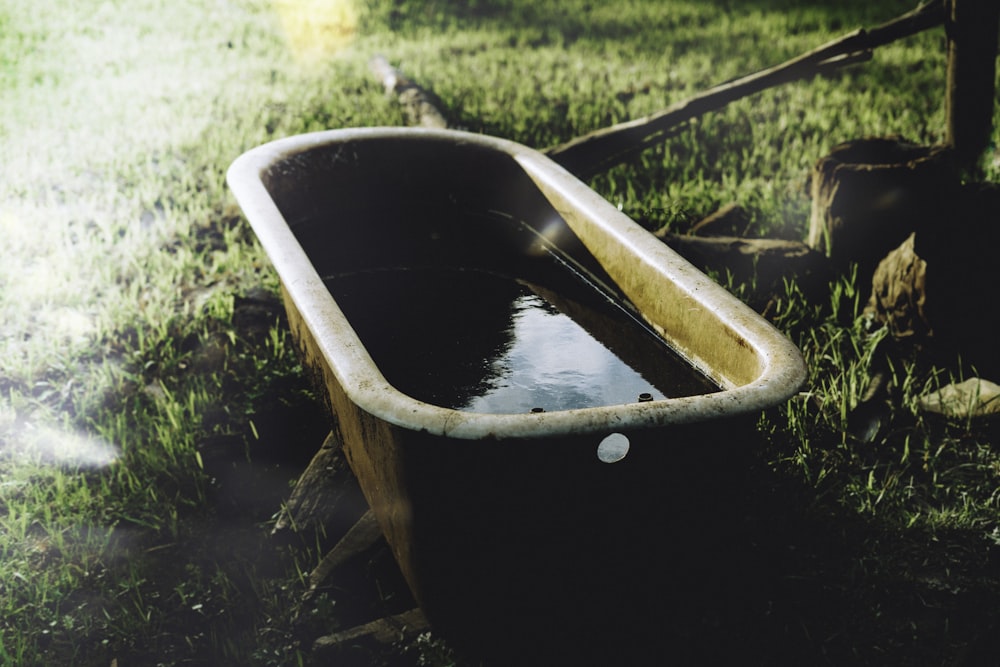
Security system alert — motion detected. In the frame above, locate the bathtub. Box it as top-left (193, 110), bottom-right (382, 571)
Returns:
top-left (228, 128), bottom-right (806, 663)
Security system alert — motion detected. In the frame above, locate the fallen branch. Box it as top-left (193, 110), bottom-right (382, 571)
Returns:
top-left (546, 0), bottom-right (947, 177)
top-left (370, 54), bottom-right (449, 128)
top-left (312, 608), bottom-right (430, 657)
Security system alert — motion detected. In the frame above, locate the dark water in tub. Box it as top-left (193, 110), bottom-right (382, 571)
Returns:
top-left (322, 264), bottom-right (719, 413)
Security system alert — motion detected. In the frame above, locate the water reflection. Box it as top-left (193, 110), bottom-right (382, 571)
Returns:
top-left (325, 265), bottom-right (717, 414)
top-left (463, 293), bottom-right (664, 413)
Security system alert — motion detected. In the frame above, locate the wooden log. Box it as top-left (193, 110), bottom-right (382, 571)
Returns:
top-left (370, 55), bottom-right (449, 128)
top-left (654, 231), bottom-right (833, 311)
top-left (312, 608), bottom-right (430, 656)
top-left (546, 1), bottom-right (947, 178)
top-left (945, 0), bottom-right (1000, 172)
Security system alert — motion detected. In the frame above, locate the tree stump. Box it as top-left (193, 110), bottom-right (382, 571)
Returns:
top-left (807, 137), bottom-right (955, 287)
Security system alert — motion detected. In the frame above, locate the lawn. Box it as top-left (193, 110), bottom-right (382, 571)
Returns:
top-left (1, 0), bottom-right (999, 665)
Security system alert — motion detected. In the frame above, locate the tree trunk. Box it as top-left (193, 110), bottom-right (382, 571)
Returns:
top-left (806, 137), bottom-right (955, 287)
top-left (945, 0), bottom-right (1000, 172)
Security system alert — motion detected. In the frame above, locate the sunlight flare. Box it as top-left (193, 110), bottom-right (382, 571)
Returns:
top-left (273, 0), bottom-right (359, 64)
top-left (1, 412), bottom-right (120, 469)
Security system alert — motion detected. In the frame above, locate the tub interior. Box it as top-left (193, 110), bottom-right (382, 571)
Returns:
top-left (264, 136), bottom-right (720, 413)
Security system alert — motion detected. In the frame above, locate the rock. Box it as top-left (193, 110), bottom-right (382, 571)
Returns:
top-left (864, 233), bottom-right (930, 340)
top-left (919, 378), bottom-right (1000, 418)
top-left (864, 183), bottom-right (1000, 376)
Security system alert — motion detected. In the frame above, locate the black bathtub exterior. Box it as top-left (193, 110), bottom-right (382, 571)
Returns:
top-left (229, 128), bottom-right (806, 663)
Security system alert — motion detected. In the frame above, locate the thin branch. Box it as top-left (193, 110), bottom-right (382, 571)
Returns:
top-left (546, 0), bottom-right (947, 178)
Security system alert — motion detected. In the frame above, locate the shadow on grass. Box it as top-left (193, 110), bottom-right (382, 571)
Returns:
top-left (280, 420), bottom-right (1000, 666)
top-left (711, 463), bottom-right (997, 667)
top-left (466, 444), bottom-right (1000, 666)
top-left (193, 294), bottom-right (999, 666)
top-left (385, 0), bottom-right (928, 46)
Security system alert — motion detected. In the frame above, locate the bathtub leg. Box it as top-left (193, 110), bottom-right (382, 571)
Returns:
top-left (304, 509), bottom-right (382, 601)
top-left (274, 429), bottom-right (386, 587)
top-left (277, 430), bottom-right (426, 660)
top-left (272, 430), bottom-right (356, 538)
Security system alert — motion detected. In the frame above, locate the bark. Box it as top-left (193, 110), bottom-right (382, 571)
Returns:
top-left (945, 0), bottom-right (1000, 172)
top-left (655, 231), bottom-right (834, 311)
top-left (864, 232), bottom-right (930, 340)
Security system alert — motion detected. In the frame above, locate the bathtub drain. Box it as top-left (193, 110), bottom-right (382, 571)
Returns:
top-left (597, 432), bottom-right (629, 463)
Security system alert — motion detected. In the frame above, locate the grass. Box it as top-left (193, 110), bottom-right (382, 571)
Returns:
top-left (2, 0), bottom-right (1000, 664)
